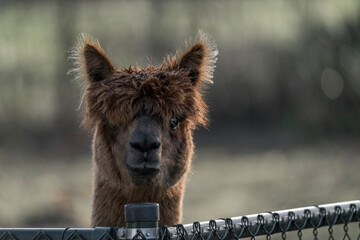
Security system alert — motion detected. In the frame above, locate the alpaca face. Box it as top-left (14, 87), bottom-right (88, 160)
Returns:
top-left (74, 33), bottom-right (217, 188)
top-left (92, 68), bottom-right (200, 188)
top-left (102, 75), bottom-right (193, 187)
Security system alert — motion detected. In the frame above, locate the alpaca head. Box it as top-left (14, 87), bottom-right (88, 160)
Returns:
top-left (73, 32), bottom-right (217, 189)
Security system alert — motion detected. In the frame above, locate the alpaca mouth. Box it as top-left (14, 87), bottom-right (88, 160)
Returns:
top-left (126, 143), bottom-right (161, 185)
top-left (127, 163), bottom-right (160, 183)
top-left (131, 167), bottom-right (160, 177)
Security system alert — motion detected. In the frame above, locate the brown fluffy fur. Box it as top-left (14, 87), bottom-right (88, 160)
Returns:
top-left (71, 31), bottom-right (217, 227)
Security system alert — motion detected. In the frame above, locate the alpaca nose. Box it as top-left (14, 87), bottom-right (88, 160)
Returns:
top-left (129, 133), bottom-right (161, 153)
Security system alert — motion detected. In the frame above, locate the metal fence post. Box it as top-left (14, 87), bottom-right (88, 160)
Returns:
top-left (117, 203), bottom-right (159, 240)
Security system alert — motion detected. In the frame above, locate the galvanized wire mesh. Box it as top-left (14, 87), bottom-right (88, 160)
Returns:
top-left (161, 200), bottom-right (360, 240)
top-left (1, 200), bottom-right (359, 240)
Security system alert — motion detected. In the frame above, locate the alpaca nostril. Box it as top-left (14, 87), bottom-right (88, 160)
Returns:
top-left (150, 141), bottom-right (161, 150)
top-left (129, 137), bottom-right (161, 153)
top-left (130, 142), bottom-right (142, 151)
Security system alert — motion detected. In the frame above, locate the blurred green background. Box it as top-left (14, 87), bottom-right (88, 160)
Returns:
top-left (0, 0), bottom-right (359, 228)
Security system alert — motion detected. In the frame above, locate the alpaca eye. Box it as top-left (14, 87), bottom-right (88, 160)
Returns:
top-left (170, 118), bottom-right (179, 130)
top-left (159, 73), bottom-right (167, 80)
top-left (109, 124), bottom-right (118, 130)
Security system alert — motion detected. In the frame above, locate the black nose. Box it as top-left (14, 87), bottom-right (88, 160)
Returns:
top-left (129, 132), bottom-right (161, 153)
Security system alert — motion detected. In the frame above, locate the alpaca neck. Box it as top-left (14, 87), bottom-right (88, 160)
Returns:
top-left (91, 170), bottom-right (184, 227)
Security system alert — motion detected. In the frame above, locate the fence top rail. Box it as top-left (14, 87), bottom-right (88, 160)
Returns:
top-left (165, 200), bottom-right (360, 239)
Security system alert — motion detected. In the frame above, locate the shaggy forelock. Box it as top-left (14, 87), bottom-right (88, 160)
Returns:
top-left (83, 67), bottom-right (208, 130)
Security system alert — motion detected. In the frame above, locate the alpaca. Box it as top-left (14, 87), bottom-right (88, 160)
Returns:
top-left (72, 32), bottom-right (218, 227)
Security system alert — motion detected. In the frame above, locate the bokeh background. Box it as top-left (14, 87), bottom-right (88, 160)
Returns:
top-left (1, 0), bottom-right (359, 228)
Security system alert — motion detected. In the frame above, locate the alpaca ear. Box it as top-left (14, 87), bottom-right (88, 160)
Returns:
top-left (174, 31), bottom-right (218, 85)
top-left (73, 34), bottom-right (115, 83)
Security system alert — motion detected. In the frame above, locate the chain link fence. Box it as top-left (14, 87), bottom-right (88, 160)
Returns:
top-left (1, 200), bottom-right (359, 240)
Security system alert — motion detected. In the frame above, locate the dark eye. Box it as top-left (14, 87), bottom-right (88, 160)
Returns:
top-left (109, 124), bottom-right (118, 130)
top-left (158, 73), bottom-right (167, 80)
top-left (169, 118), bottom-right (179, 130)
